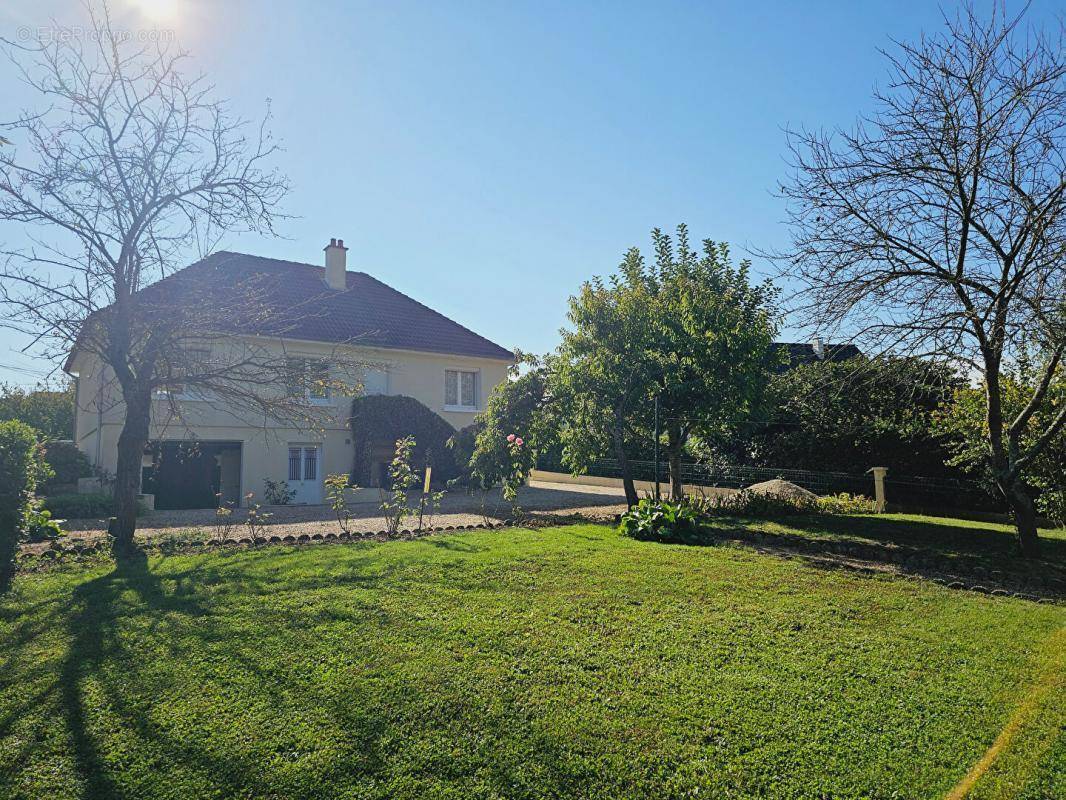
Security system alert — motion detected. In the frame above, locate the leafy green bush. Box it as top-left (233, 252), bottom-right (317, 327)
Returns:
top-left (703, 489), bottom-right (818, 518)
top-left (619, 498), bottom-right (704, 543)
top-left (40, 440), bottom-right (93, 492)
top-left (23, 499), bottom-right (64, 542)
top-left (1036, 487), bottom-right (1065, 528)
top-left (350, 395), bottom-right (459, 486)
top-left (816, 492), bottom-right (878, 515)
top-left (263, 478), bottom-right (295, 505)
top-left (43, 492), bottom-right (114, 519)
top-left (0, 420), bottom-right (49, 591)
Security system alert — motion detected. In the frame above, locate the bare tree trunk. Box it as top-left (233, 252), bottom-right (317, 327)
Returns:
top-left (1003, 479), bottom-right (1041, 559)
top-left (111, 389), bottom-right (150, 555)
top-left (610, 414), bottom-right (638, 508)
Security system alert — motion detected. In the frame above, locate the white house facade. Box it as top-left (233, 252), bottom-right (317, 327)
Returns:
top-left (66, 240), bottom-right (513, 509)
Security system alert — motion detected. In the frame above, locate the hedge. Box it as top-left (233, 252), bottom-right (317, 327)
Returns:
top-left (0, 421), bottom-right (45, 592)
top-left (43, 492), bottom-right (115, 519)
top-left (349, 395), bottom-right (462, 487)
top-left (40, 440), bottom-right (94, 493)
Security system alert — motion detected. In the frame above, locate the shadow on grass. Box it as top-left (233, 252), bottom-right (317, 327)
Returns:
top-left (41, 543), bottom-right (597, 799)
top-left (59, 551), bottom-right (219, 799)
top-left (699, 514), bottom-right (1066, 600)
top-left (799, 514), bottom-right (1066, 564)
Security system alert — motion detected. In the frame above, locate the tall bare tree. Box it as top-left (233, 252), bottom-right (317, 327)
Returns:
top-left (776, 4), bottom-right (1066, 557)
top-left (0, 7), bottom-right (356, 553)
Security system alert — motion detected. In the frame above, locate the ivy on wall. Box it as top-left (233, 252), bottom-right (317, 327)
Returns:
top-left (349, 395), bottom-right (462, 487)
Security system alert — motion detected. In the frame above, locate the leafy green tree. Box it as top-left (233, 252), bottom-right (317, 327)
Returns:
top-left (0, 382), bottom-right (74, 441)
top-left (746, 357), bottom-right (962, 476)
top-left (645, 229), bottom-right (779, 497)
top-left (554, 226), bottom-right (779, 502)
top-left (467, 353), bottom-right (554, 489)
top-left (937, 369), bottom-right (1065, 526)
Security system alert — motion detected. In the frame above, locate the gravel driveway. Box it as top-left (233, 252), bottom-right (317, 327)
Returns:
top-left (49, 481), bottom-right (639, 547)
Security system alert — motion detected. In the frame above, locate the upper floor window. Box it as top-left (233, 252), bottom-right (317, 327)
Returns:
top-left (444, 369), bottom-right (478, 411)
top-left (287, 358), bottom-right (332, 404)
top-left (155, 347), bottom-right (212, 399)
top-left (361, 366), bottom-right (389, 396)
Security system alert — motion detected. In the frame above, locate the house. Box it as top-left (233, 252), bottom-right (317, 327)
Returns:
top-left (770, 338), bottom-right (862, 372)
top-left (66, 239), bottom-right (514, 509)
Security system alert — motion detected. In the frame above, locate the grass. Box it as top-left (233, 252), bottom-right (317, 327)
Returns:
top-left (0, 519), bottom-right (1063, 799)
top-left (701, 511), bottom-right (1066, 580)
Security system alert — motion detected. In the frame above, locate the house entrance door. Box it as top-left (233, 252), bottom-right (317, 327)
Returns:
top-left (287, 444), bottom-right (322, 504)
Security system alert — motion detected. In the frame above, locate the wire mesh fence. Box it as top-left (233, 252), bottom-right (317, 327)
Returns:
top-left (534, 455), bottom-right (1006, 513)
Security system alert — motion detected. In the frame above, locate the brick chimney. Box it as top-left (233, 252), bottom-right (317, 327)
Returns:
top-left (324, 237), bottom-right (348, 290)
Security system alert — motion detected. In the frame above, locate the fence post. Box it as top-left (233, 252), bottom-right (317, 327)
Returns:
top-left (866, 467), bottom-right (888, 513)
top-left (653, 394), bottom-right (661, 501)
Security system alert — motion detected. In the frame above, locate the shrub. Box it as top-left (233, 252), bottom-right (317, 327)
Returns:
top-left (23, 499), bottom-right (64, 542)
top-left (619, 498), bottom-right (704, 543)
top-left (817, 492), bottom-right (878, 515)
top-left (324, 473), bottom-right (355, 535)
top-left (0, 420), bottom-right (48, 592)
top-left (263, 478), bottom-right (295, 505)
top-left (350, 395), bottom-right (459, 486)
top-left (380, 436), bottom-right (418, 536)
top-left (43, 492), bottom-right (114, 519)
top-left (1036, 487), bottom-right (1065, 528)
top-left (40, 440), bottom-right (93, 493)
top-left (706, 489), bottom-right (819, 518)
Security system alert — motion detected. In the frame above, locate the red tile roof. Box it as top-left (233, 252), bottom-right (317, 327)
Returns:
top-left (116, 251), bottom-right (514, 361)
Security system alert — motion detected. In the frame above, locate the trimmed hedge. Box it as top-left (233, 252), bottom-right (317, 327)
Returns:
top-left (0, 421), bottom-right (45, 592)
top-left (349, 395), bottom-right (461, 487)
top-left (40, 440), bottom-right (94, 493)
top-left (42, 492), bottom-right (115, 519)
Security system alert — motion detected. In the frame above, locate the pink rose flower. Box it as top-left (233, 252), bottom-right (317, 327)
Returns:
top-left (515, 437), bottom-right (524, 447)
top-left (506, 433), bottom-right (516, 442)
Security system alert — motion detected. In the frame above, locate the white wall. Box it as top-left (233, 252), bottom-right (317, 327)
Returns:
top-left (71, 337), bottom-right (511, 506)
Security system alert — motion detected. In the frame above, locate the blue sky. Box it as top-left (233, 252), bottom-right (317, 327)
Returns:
top-left (0, 0), bottom-right (1057, 386)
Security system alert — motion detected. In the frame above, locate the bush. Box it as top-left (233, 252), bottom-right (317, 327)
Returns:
top-left (263, 478), bottom-right (295, 505)
top-left (0, 420), bottom-right (48, 592)
top-left (701, 489), bottom-right (818, 518)
top-left (23, 499), bottom-right (64, 542)
top-left (43, 492), bottom-right (114, 519)
top-left (40, 440), bottom-right (93, 493)
top-left (817, 492), bottom-right (878, 515)
top-left (350, 395), bottom-right (459, 486)
top-left (1036, 487), bottom-right (1065, 528)
top-left (619, 498), bottom-right (704, 543)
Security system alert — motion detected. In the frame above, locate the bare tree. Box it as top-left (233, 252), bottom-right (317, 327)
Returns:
top-left (775, 3), bottom-right (1065, 556)
top-left (0, 7), bottom-right (359, 553)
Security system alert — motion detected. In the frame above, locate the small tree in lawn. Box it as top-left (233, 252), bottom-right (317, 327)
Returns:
top-left (324, 473), bottom-right (356, 536)
top-left (775, 5), bottom-right (1066, 556)
top-left (554, 225), bottom-right (778, 503)
top-left (380, 436), bottom-right (417, 536)
top-left (642, 228), bottom-right (779, 499)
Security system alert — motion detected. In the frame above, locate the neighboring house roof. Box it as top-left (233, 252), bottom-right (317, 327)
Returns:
top-left (69, 251), bottom-right (514, 365)
top-left (770, 342), bottom-right (862, 371)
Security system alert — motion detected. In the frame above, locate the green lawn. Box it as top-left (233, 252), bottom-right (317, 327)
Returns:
top-left (0, 522), bottom-right (1063, 799)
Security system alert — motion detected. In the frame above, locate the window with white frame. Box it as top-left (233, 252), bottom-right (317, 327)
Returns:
top-left (444, 369), bottom-right (478, 410)
top-left (155, 347), bottom-right (212, 399)
top-left (361, 366), bottom-right (389, 396)
top-left (287, 358), bottom-right (332, 404)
